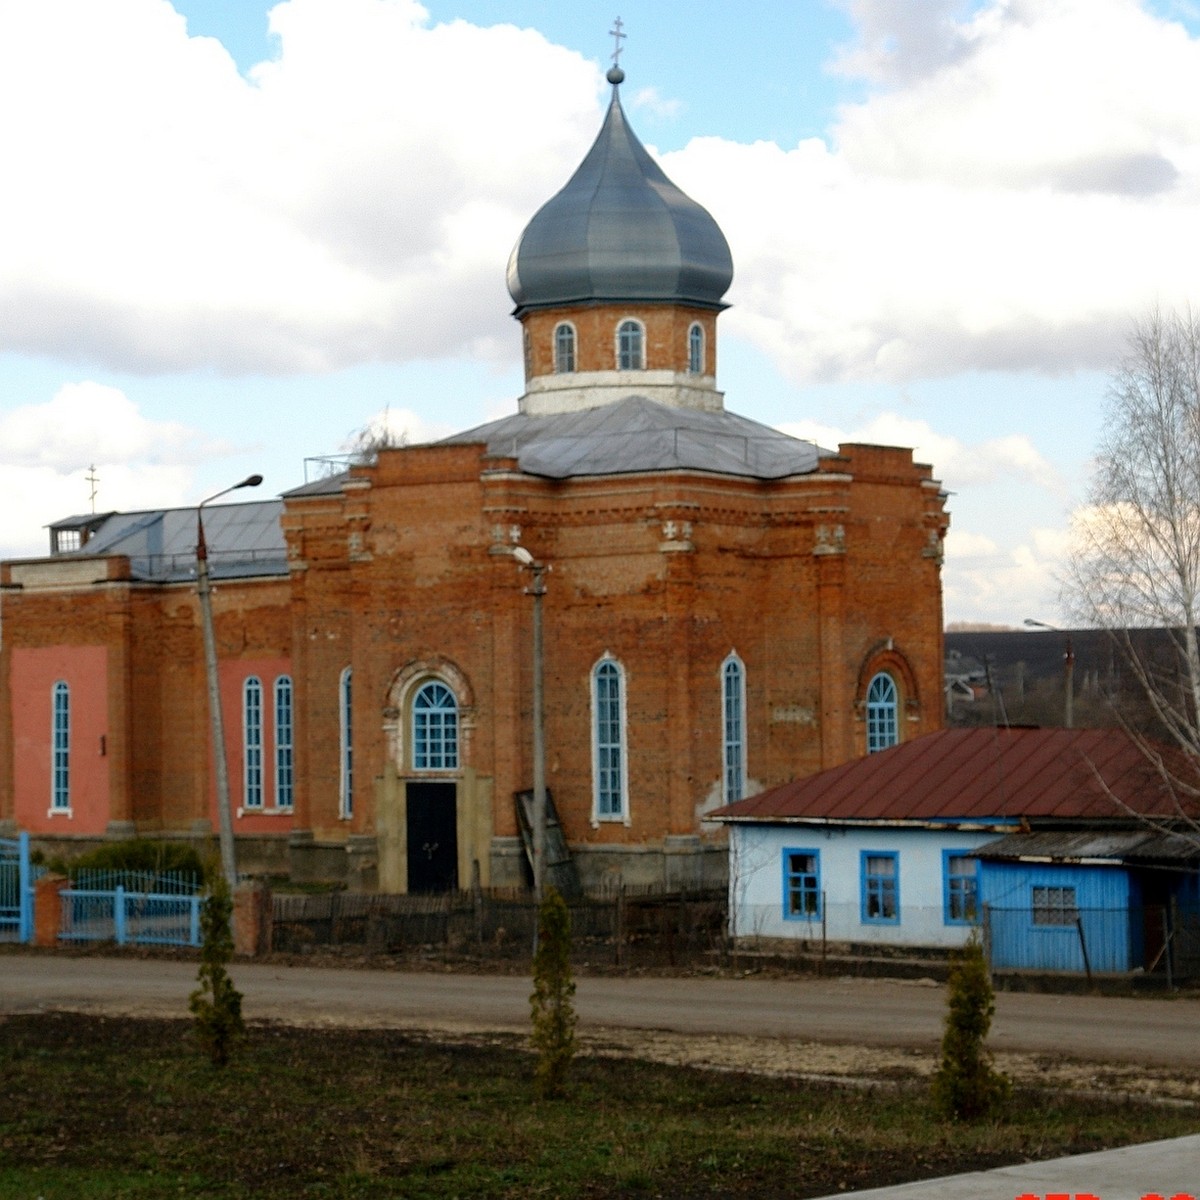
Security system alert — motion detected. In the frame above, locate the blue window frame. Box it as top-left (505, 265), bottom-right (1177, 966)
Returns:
top-left (51, 681), bottom-right (70, 811)
top-left (943, 851), bottom-right (978, 924)
top-left (554, 322), bottom-right (576, 373)
top-left (592, 656), bottom-right (626, 819)
top-left (274, 675), bottom-right (294, 810)
top-left (861, 851), bottom-right (899, 923)
top-left (243, 676), bottom-right (263, 809)
top-left (339, 667), bottom-right (353, 818)
top-left (413, 680), bottom-right (458, 770)
top-left (688, 322), bottom-right (704, 374)
top-left (617, 319), bottom-right (644, 370)
top-left (722, 654), bottom-right (745, 805)
top-left (783, 849), bottom-right (821, 920)
top-left (866, 672), bottom-right (899, 753)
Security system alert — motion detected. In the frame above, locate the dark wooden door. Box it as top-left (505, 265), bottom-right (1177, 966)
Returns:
top-left (406, 781), bottom-right (458, 893)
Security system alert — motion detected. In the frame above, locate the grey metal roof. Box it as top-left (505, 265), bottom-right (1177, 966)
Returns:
top-left (437, 395), bottom-right (825, 480)
top-left (975, 829), bottom-right (1200, 865)
top-left (57, 499), bottom-right (287, 582)
top-left (506, 80), bottom-right (733, 314)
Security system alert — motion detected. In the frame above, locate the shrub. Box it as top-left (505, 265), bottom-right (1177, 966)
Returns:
top-left (529, 886), bottom-right (576, 1099)
top-left (189, 875), bottom-right (244, 1068)
top-left (931, 937), bottom-right (1011, 1121)
top-left (61, 839), bottom-right (205, 883)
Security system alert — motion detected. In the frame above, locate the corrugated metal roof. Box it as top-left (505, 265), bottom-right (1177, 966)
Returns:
top-left (439, 395), bottom-right (825, 480)
top-left (975, 828), bottom-right (1200, 864)
top-left (56, 499), bottom-right (287, 582)
top-left (712, 727), bottom-right (1200, 824)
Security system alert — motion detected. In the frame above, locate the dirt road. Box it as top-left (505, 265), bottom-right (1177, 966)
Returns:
top-left (3, 950), bottom-right (1198, 1072)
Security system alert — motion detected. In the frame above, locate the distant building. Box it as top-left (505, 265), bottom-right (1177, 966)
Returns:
top-left (1, 67), bottom-right (948, 891)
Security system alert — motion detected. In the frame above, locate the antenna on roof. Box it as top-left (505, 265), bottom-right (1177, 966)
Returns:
top-left (86, 464), bottom-right (99, 513)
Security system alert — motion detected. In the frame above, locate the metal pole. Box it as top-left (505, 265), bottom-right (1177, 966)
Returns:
top-left (531, 562), bottom-right (547, 906)
top-left (1064, 635), bottom-right (1075, 729)
top-left (196, 475), bottom-right (262, 893)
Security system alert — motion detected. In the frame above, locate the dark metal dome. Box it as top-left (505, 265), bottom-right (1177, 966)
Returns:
top-left (507, 80), bottom-right (734, 315)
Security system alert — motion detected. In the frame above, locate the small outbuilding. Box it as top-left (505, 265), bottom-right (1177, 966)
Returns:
top-left (710, 726), bottom-right (1200, 979)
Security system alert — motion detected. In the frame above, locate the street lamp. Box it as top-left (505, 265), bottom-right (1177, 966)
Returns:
top-left (512, 545), bottom-right (547, 907)
top-left (197, 474), bottom-right (263, 891)
top-left (1023, 618), bottom-right (1075, 729)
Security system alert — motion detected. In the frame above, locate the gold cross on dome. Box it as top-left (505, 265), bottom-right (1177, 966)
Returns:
top-left (609, 16), bottom-right (625, 67)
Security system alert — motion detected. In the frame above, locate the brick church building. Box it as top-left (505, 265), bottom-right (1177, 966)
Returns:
top-left (0, 66), bottom-right (948, 892)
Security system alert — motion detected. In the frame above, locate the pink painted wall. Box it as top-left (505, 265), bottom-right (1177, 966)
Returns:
top-left (11, 645), bottom-right (110, 835)
top-left (213, 658), bottom-right (295, 836)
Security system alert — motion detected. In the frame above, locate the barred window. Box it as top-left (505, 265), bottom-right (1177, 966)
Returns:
top-left (1032, 885), bottom-right (1078, 927)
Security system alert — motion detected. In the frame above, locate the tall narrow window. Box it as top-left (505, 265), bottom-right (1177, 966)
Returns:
top-left (861, 851), bottom-right (899, 923)
top-left (943, 852), bottom-right (978, 924)
top-left (339, 667), bottom-right (353, 819)
top-left (688, 322), bottom-right (704, 374)
top-left (866, 672), bottom-right (899, 753)
top-left (274, 675), bottom-right (294, 810)
top-left (722, 653), bottom-right (746, 805)
top-left (51, 681), bottom-right (70, 811)
top-left (592, 656), bottom-right (627, 820)
top-left (413, 680), bottom-right (458, 770)
top-left (243, 676), bottom-right (263, 809)
top-left (617, 319), bottom-right (644, 370)
top-left (554, 322), bottom-right (576, 373)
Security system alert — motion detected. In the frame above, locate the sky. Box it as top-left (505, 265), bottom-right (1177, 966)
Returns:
top-left (3, 0), bottom-right (1200, 628)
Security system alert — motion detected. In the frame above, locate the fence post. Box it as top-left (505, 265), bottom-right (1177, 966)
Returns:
top-left (190, 894), bottom-right (202, 947)
top-left (34, 875), bottom-right (68, 947)
top-left (1074, 915), bottom-right (1093, 987)
top-left (614, 884), bottom-right (624, 968)
top-left (18, 831), bottom-right (32, 943)
top-left (114, 885), bottom-right (127, 945)
top-left (1163, 905), bottom-right (1173, 991)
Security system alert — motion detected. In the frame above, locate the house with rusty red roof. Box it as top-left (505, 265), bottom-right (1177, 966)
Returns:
top-left (709, 727), bottom-right (1200, 978)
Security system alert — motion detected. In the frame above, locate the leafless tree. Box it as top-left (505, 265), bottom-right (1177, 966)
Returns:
top-left (1064, 306), bottom-right (1200, 835)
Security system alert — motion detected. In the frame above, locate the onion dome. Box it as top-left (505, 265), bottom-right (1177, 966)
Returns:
top-left (507, 68), bottom-right (734, 315)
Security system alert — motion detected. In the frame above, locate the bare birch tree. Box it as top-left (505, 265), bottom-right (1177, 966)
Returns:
top-left (1064, 307), bottom-right (1200, 828)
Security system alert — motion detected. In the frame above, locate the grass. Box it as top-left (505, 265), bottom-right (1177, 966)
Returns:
top-left (1, 1012), bottom-right (1197, 1198)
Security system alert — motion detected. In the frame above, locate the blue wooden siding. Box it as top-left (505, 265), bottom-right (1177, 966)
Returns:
top-left (980, 862), bottom-right (1133, 973)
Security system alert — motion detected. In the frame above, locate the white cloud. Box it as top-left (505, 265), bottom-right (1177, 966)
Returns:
top-left (0, 381), bottom-right (219, 554)
top-left (776, 412), bottom-right (1062, 493)
top-left (666, 0), bottom-right (1200, 383)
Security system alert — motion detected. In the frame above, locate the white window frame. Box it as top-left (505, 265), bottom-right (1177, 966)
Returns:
top-left (616, 319), bottom-right (645, 371)
top-left (721, 652), bottom-right (746, 805)
top-left (591, 654), bottom-right (630, 824)
top-left (866, 671), bottom-right (899, 753)
top-left (688, 322), bottom-right (704, 374)
top-left (51, 680), bottom-right (71, 814)
top-left (411, 679), bottom-right (459, 771)
top-left (274, 675), bottom-right (294, 811)
top-left (554, 321), bottom-right (577, 373)
top-left (243, 676), bottom-right (264, 809)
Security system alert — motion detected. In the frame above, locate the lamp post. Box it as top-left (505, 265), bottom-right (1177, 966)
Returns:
top-left (197, 474), bottom-right (263, 891)
top-left (512, 546), bottom-right (547, 907)
top-left (1023, 618), bottom-right (1075, 729)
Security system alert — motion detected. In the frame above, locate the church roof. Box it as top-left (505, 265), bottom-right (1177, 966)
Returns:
top-left (437, 395), bottom-right (825, 480)
top-left (506, 73), bottom-right (733, 315)
top-left (49, 499), bottom-right (287, 582)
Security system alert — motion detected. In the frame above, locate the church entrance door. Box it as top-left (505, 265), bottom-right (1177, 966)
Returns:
top-left (406, 781), bottom-right (458, 893)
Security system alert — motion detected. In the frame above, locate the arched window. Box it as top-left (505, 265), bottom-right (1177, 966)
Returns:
top-left (617, 319), bottom-right (644, 371)
top-left (688, 323), bottom-right (704, 374)
top-left (243, 676), bottom-right (264, 808)
top-left (722, 654), bottom-right (746, 805)
top-left (554, 322), bottom-right (576, 373)
top-left (274, 675), bottom-right (293, 810)
top-left (866, 672), bottom-right (899, 753)
top-left (339, 667), bottom-right (353, 819)
top-left (51, 681), bottom-right (70, 811)
top-left (413, 680), bottom-right (459, 770)
top-left (592, 656), bottom-right (627, 820)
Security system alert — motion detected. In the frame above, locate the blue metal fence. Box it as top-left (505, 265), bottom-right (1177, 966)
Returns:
top-left (59, 870), bottom-right (203, 947)
top-left (0, 833), bottom-right (33, 943)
